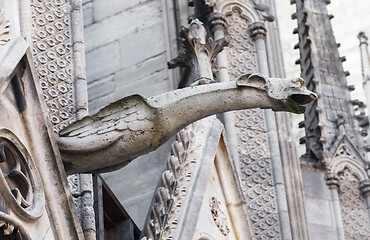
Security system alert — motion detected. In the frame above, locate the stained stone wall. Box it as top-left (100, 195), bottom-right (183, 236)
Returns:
top-left (82, 0), bottom-right (180, 228)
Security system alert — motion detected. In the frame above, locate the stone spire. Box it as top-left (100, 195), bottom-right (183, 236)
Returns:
top-left (359, 32), bottom-right (370, 118)
top-left (292, 0), bottom-right (366, 163)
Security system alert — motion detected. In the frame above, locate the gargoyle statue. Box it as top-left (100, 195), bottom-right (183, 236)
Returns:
top-left (57, 73), bottom-right (316, 174)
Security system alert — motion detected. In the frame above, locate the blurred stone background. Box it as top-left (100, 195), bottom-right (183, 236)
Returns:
top-left (276, 0), bottom-right (370, 156)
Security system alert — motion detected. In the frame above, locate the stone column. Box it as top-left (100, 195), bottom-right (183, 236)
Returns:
top-left (208, 13), bottom-right (230, 83)
top-left (248, 22), bottom-right (269, 75)
top-left (358, 33), bottom-right (370, 149)
top-left (208, 13), bottom-right (242, 194)
top-left (208, 13), bottom-right (253, 239)
top-left (359, 32), bottom-right (370, 100)
top-left (359, 179), bottom-right (370, 221)
top-left (325, 174), bottom-right (345, 240)
top-left (248, 21), bottom-right (293, 240)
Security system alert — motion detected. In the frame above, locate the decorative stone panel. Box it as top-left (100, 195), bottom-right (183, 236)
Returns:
top-left (224, 8), bottom-right (281, 240)
top-left (338, 168), bottom-right (370, 239)
top-left (30, 0), bottom-right (76, 133)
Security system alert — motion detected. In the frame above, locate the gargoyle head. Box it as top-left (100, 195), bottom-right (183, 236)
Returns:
top-left (237, 74), bottom-right (317, 114)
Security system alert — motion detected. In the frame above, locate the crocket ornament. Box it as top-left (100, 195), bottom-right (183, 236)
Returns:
top-left (57, 20), bottom-right (316, 174)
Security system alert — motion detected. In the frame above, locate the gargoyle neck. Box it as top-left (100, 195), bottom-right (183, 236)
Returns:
top-left (148, 82), bottom-right (279, 139)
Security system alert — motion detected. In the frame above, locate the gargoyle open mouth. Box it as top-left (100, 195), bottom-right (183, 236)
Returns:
top-left (290, 93), bottom-right (317, 105)
top-left (286, 93), bottom-right (317, 114)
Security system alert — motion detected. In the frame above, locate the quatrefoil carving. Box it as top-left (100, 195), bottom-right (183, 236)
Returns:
top-left (0, 129), bottom-right (44, 220)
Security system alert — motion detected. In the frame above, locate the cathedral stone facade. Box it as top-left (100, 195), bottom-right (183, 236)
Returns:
top-left (0, 0), bottom-right (369, 240)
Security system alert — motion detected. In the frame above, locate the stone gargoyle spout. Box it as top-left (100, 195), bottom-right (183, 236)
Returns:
top-left (57, 74), bottom-right (316, 174)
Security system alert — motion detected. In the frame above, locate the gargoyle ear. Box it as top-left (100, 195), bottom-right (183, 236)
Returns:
top-left (237, 73), bottom-right (267, 89)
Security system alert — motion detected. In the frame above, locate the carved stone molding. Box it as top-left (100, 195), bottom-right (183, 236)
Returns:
top-left (204, 0), bottom-right (274, 23)
top-left (0, 8), bottom-right (10, 46)
top-left (142, 123), bottom-right (194, 240)
top-left (0, 129), bottom-right (45, 221)
top-left (248, 22), bottom-right (267, 41)
top-left (325, 137), bottom-right (368, 181)
top-left (208, 13), bottom-right (227, 34)
top-left (142, 117), bottom-right (224, 240)
top-left (209, 196), bottom-right (230, 236)
top-left (324, 173), bottom-right (339, 189)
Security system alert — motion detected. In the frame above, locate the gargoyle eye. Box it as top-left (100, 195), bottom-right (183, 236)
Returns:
top-left (292, 77), bottom-right (305, 88)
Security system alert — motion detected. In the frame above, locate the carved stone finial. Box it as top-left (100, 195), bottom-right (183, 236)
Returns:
top-left (359, 179), bottom-right (370, 196)
top-left (248, 22), bottom-right (267, 41)
top-left (167, 19), bottom-right (229, 81)
top-left (325, 173), bottom-right (339, 189)
top-left (208, 13), bottom-right (227, 34)
top-left (358, 32), bottom-right (368, 46)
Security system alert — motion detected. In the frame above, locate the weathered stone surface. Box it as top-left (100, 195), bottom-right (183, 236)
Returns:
top-left (301, 169), bottom-right (332, 200)
top-left (307, 223), bottom-right (339, 240)
top-left (82, 2), bottom-right (94, 26)
top-left (84, 0), bottom-right (162, 52)
top-left (86, 41), bottom-right (121, 82)
top-left (93, 0), bottom-right (151, 22)
top-left (87, 74), bottom-right (115, 102)
top-left (119, 24), bottom-right (165, 69)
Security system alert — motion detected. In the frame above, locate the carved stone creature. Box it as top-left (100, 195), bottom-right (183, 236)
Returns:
top-left (57, 74), bottom-right (316, 174)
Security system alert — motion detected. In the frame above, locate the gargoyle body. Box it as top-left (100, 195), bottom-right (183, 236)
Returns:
top-left (58, 74), bottom-right (316, 174)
